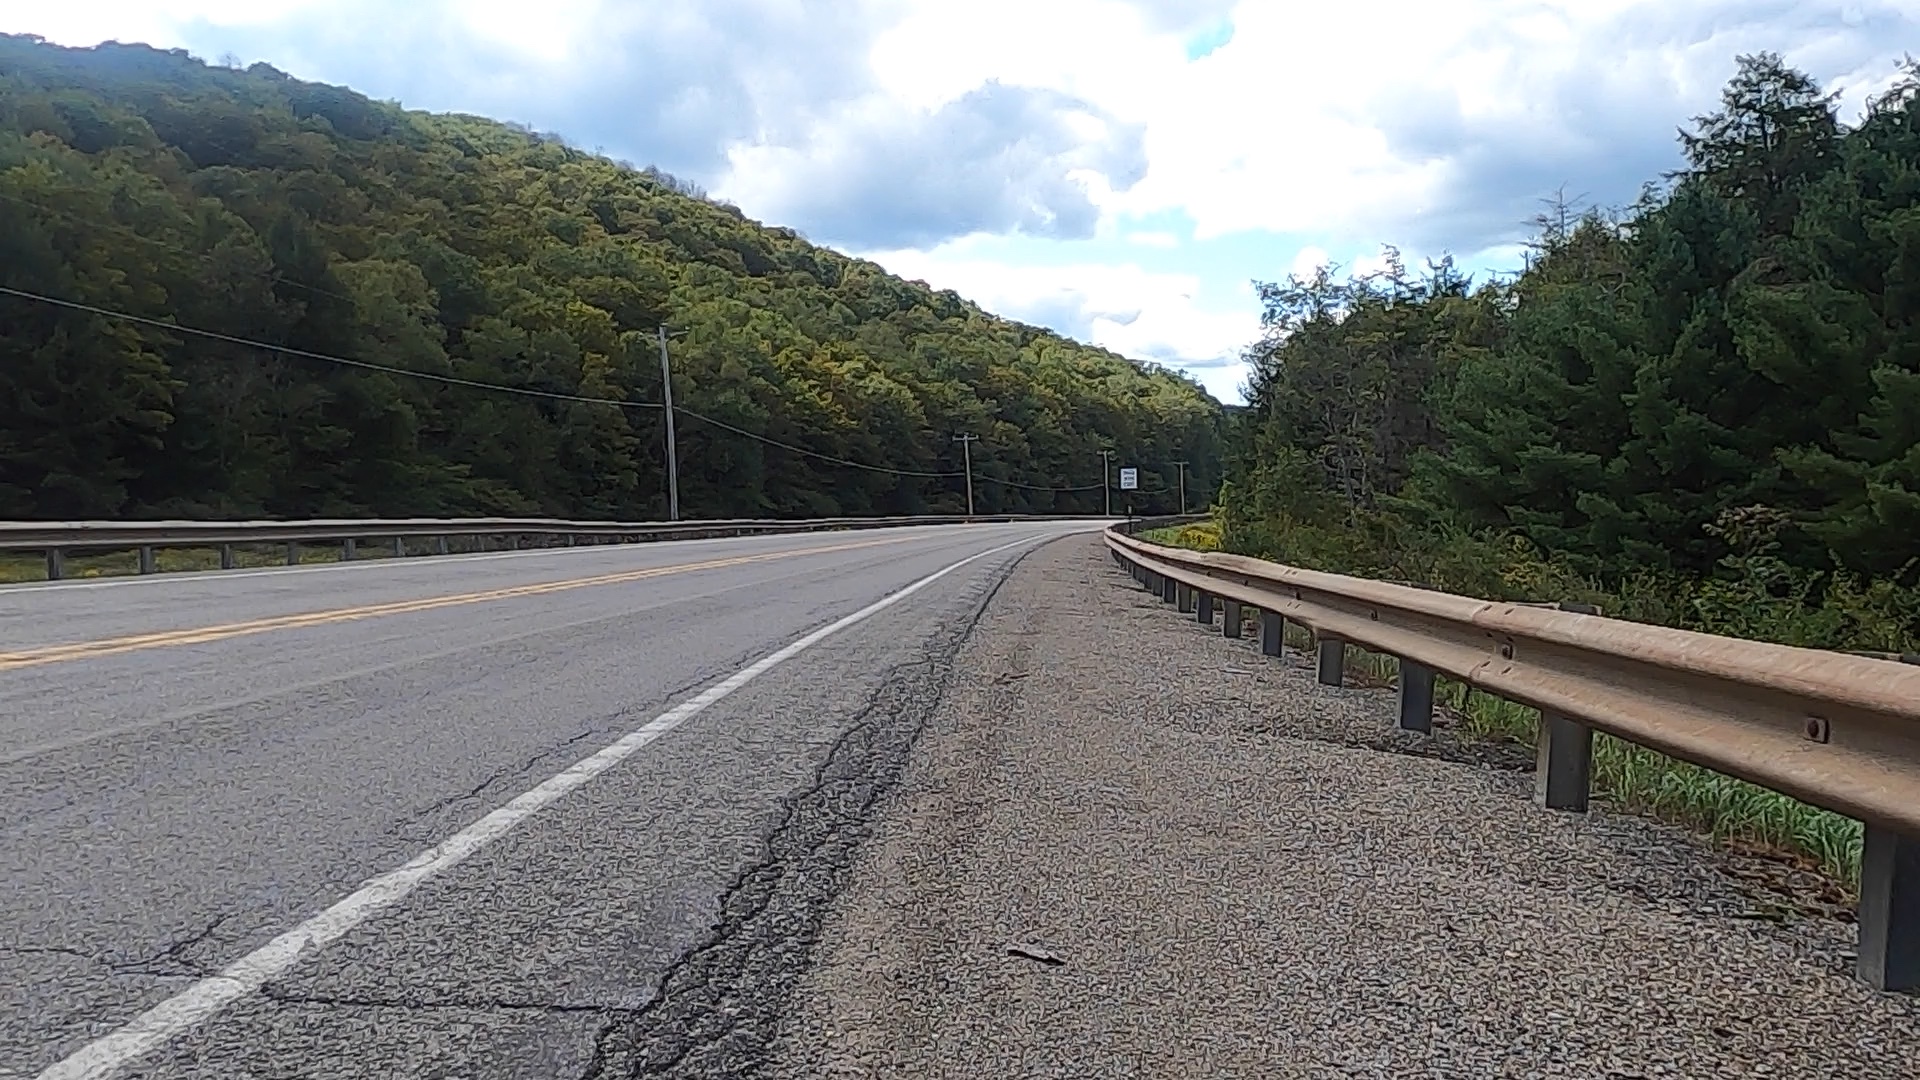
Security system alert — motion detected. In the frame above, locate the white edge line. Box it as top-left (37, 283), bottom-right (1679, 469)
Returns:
top-left (34, 533), bottom-right (1045, 1080)
top-left (1, 522), bottom-right (1019, 594)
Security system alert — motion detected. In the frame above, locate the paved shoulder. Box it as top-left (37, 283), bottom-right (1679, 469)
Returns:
top-left (772, 534), bottom-right (1920, 1079)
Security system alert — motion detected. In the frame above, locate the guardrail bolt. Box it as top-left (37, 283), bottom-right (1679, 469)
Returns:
top-left (1316, 637), bottom-right (1345, 687)
top-left (1259, 612), bottom-right (1284, 657)
top-left (1858, 825), bottom-right (1920, 991)
top-left (1804, 717), bottom-right (1831, 744)
top-left (1500, 642), bottom-right (1515, 660)
top-left (1196, 590), bottom-right (1215, 625)
top-left (1222, 599), bottom-right (1243, 639)
top-left (1398, 660), bottom-right (1436, 734)
top-left (1534, 712), bottom-right (1594, 813)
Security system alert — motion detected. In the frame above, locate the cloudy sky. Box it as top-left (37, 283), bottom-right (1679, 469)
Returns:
top-left (6, 1), bottom-right (1917, 403)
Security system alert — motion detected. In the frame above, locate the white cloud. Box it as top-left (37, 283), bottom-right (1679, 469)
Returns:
top-left (720, 81), bottom-right (1147, 249)
top-left (865, 245), bottom-right (1260, 396)
top-left (855, 0), bottom-right (1919, 254)
top-left (1289, 246), bottom-right (1332, 279)
top-left (7, 0), bottom-right (330, 45)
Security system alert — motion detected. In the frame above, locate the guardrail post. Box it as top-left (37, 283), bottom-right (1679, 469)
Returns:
top-left (1195, 590), bottom-right (1215, 625)
top-left (46, 548), bottom-right (64, 581)
top-left (1177, 584), bottom-right (1195, 614)
top-left (1316, 636), bottom-right (1344, 686)
top-left (509, 534), bottom-right (520, 551)
top-left (1398, 659), bottom-right (1436, 733)
top-left (1534, 712), bottom-right (1594, 812)
top-left (435, 536), bottom-right (449, 556)
top-left (1222, 599), bottom-right (1243, 639)
top-left (1160, 576), bottom-right (1176, 604)
top-left (285, 542), bottom-right (299, 566)
top-left (341, 539), bottom-right (356, 561)
top-left (219, 544), bottom-right (235, 570)
top-left (138, 546), bottom-right (156, 574)
top-left (1858, 825), bottom-right (1920, 991)
top-left (1259, 611), bottom-right (1284, 657)
top-left (392, 537), bottom-right (405, 558)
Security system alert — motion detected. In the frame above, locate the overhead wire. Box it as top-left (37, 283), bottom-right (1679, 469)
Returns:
top-left (0, 284), bottom-right (662, 410)
top-left (1, 268), bottom-right (1148, 496)
top-left (670, 406), bottom-right (961, 479)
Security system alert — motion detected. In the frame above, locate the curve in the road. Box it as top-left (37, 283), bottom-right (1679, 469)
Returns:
top-left (29, 532), bottom-right (1048, 1080)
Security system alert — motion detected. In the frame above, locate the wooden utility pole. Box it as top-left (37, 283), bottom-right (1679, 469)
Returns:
top-left (954, 434), bottom-right (979, 516)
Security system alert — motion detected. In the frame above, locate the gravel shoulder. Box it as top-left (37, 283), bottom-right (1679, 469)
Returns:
top-left (770, 534), bottom-right (1920, 1079)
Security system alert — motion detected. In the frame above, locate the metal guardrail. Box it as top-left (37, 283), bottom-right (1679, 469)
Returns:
top-left (1, 514), bottom-right (1083, 581)
top-left (1105, 522), bottom-right (1920, 992)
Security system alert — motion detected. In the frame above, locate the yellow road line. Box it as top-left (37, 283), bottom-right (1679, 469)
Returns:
top-left (0, 535), bottom-right (911, 672)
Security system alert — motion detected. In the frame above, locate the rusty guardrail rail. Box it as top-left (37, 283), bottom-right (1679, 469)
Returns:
top-left (1105, 521), bottom-right (1920, 991)
top-left (1, 514), bottom-right (1089, 581)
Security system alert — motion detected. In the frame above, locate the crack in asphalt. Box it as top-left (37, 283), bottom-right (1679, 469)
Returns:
top-left (1, 912), bottom-right (231, 981)
top-left (257, 985), bottom-right (644, 1017)
top-left (384, 656), bottom-right (775, 843)
top-left (579, 542), bottom-right (1044, 1079)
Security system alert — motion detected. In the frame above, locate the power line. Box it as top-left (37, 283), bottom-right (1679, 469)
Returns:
top-left (0, 284), bottom-right (663, 410)
top-left (1, 282), bottom-right (1136, 496)
top-left (670, 406), bottom-right (962, 478)
top-left (659, 409), bottom-right (1109, 492)
top-left (985, 476), bottom-right (1106, 492)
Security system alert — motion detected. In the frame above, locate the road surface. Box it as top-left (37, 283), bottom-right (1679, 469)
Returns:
top-left (1, 520), bottom-right (1094, 1078)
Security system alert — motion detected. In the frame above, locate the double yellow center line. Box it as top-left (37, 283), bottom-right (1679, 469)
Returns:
top-left (0, 535), bottom-right (910, 672)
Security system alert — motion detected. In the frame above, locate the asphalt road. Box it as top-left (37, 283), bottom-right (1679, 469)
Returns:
top-left (0, 520), bottom-right (1094, 1079)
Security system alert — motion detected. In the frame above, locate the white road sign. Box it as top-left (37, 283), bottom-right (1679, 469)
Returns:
top-left (1118, 467), bottom-right (1138, 490)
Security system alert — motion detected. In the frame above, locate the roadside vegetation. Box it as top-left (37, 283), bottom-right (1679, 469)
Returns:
top-left (1166, 53), bottom-right (1920, 890)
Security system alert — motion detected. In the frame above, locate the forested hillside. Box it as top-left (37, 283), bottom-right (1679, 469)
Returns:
top-left (1222, 52), bottom-right (1920, 653)
top-left (0, 34), bottom-right (1222, 521)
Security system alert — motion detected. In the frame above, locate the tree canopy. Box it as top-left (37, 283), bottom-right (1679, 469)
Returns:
top-left (0, 34), bottom-right (1222, 521)
top-left (1223, 53), bottom-right (1920, 598)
